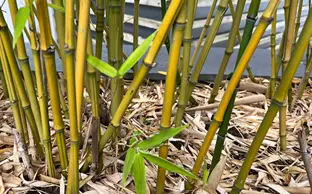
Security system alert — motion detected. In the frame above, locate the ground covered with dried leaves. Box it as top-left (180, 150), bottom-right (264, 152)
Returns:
top-left (0, 77), bottom-right (311, 194)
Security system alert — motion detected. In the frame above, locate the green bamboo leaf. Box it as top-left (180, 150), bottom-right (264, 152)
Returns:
top-left (13, 7), bottom-right (30, 48)
top-left (87, 55), bottom-right (118, 78)
top-left (122, 148), bottom-right (137, 188)
top-left (131, 154), bottom-right (146, 194)
top-left (202, 161), bottom-right (209, 188)
top-left (139, 150), bottom-right (199, 180)
top-left (118, 30), bottom-right (157, 77)
top-left (135, 125), bottom-right (187, 150)
top-left (48, 3), bottom-right (65, 12)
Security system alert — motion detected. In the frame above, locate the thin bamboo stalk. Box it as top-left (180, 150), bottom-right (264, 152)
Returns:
top-left (95, 0), bottom-right (105, 60)
top-left (291, 54), bottom-right (312, 109)
top-left (81, 0), bottom-right (184, 170)
top-left (189, 0), bottom-right (217, 69)
top-left (231, 10), bottom-right (312, 193)
top-left (25, 0), bottom-right (55, 177)
top-left (0, 11), bottom-right (43, 157)
top-left (294, 0), bottom-right (304, 43)
top-left (185, 0), bottom-right (280, 189)
top-left (8, 0), bottom-right (43, 141)
top-left (58, 81), bottom-right (69, 119)
top-left (107, 0), bottom-right (124, 137)
top-left (0, 62), bottom-right (8, 99)
top-left (175, 0), bottom-right (229, 125)
top-left (280, 0), bottom-right (298, 151)
top-left (267, 10), bottom-right (277, 99)
top-left (161, 0), bottom-right (171, 53)
top-left (208, 0), bottom-right (247, 104)
top-left (132, 0), bottom-right (140, 76)
top-left (35, 0), bottom-right (68, 173)
top-left (209, 0), bottom-right (262, 176)
top-left (17, 93), bottom-right (29, 145)
top-left (52, 0), bottom-right (67, 85)
top-left (155, 3), bottom-right (186, 194)
top-left (0, 41), bottom-right (34, 180)
top-left (174, 0), bottom-right (196, 127)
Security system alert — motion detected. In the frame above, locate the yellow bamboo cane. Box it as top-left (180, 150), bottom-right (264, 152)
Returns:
top-left (185, 0), bottom-right (281, 189)
top-left (156, 3), bottom-right (186, 193)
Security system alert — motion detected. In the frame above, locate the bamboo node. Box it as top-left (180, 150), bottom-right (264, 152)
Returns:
top-left (9, 100), bottom-right (18, 106)
top-left (22, 104), bottom-right (31, 111)
top-left (175, 23), bottom-right (186, 29)
top-left (143, 60), bottom-right (157, 68)
top-left (18, 57), bottom-right (29, 64)
top-left (271, 99), bottom-right (283, 108)
top-left (217, 133), bottom-right (226, 140)
top-left (177, 103), bottom-right (187, 108)
top-left (260, 15), bottom-right (274, 24)
top-left (183, 37), bottom-right (193, 42)
top-left (246, 15), bottom-right (258, 22)
top-left (231, 185), bottom-right (243, 193)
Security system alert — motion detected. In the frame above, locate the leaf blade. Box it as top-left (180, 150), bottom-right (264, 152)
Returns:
top-left (135, 125), bottom-right (187, 150)
top-left (13, 7), bottom-right (30, 48)
top-left (139, 150), bottom-right (199, 180)
top-left (118, 30), bottom-right (157, 77)
top-left (131, 154), bottom-right (147, 194)
top-left (122, 148), bottom-right (137, 188)
top-left (48, 3), bottom-right (65, 12)
top-left (87, 55), bottom-right (117, 78)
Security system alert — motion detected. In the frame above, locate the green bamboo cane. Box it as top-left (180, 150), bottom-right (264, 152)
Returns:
top-left (95, 0), bottom-right (105, 60)
top-left (17, 93), bottom-right (29, 145)
top-left (8, 0), bottom-right (43, 141)
top-left (189, 0), bottom-right (218, 70)
top-left (174, 0), bottom-right (229, 125)
top-left (174, 0), bottom-right (196, 127)
top-left (0, 41), bottom-right (35, 179)
top-left (280, 0), bottom-right (298, 151)
top-left (25, 0), bottom-right (55, 176)
top-left (0, 62), bottom-right (8, 99)
top-left (35, 0), bottom-right (68, 173)
top-left (81, 0), bottom-right (184, 170)
top-left (107, 0), bottom-right (124, 137)
top-left (267, 10), bottom-right (277, 99)
top-left (58, 81), bottom-right (69, 119)
top-left (52, 0), bottom-right (67, 85)
top-left (231, 10), bottom-right (312, 194)
top-left (161, 0), bottom-right (171, 53)
top-left (156, 3), bottom-right (186, 193)
top-left (209, 0), bottom-right (262, 175)
top-left (132, 0), bottom-right (140, 76)
top-left (208, 0), bottom-right (247, 104)
top-left (291, 53), bottom-right (312, 109)
top-left (0, 11), bottom-right (43, 157)
top-left (186, 0), bottom-right (280, 189)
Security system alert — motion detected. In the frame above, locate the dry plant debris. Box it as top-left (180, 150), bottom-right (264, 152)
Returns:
top-left (0, 77), bottom-right (311, 194)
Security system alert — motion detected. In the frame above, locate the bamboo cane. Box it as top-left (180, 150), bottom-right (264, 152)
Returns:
top-left (132, 0), bottom-right (140, 76)
top-left (174, 0), bottom-right (196, 127)
top-left (209, 0), bottom-right (262, 176)
top-left (155, 3), bottom-right (186, 194)
top-left (17, 93), bottom-right (29, 145)
top-left (291, 54), bottom-right (312, 109)
top-left (189, 0), bottom-right (218, 69)
top-left (0, 41), bottom-right (35, 180)
top-left (161, 0), bottom-right (171, 53)
top-left (107, 0), bottom-right (124, 137)
top-left (0, 62), bottom-right (8, 99)
top-left (95, 0), bottom-right (105, 60)
top-left (24, 0), bottom-right (55, 176)
top-left (35, 0), bottom-right (68, 173)
top-left (174, 0), bottom-right (229, 125)
top-left (280, 0), bottom-right (298, 151)
top-left (0, 11), bottom-right (43, 157)
top-left (231, 10), bottom-right (312, 194)
top-left (66, 0), bottom-right (90, 192)
top-left (208, 0), bottom-right (247, 104)
top-left (185, 0), bottom-right (280, 189)
top-left (52, 0), bottom-right (67, 85)
top-left (267, 10), bottom-right (277, 99)
top-left (8, 0), bottom-right (43, 141)
top-left (81, 0), bottom-right (184, 170)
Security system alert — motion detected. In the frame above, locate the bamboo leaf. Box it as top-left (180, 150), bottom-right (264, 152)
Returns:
top-left (48, 3), bottom-right (65, 12)
top-left (13, 7), bottom-right (30, 48)
top-left (135, 125), bottom-right (187, 150)
top-left (131, 154), bottom-right (146, 194)
top-left (87, 55), bottom-right (118, 78)
top-left (122, 148), bottom-right (137, 188)
top-left (139, 150), bottom-right (199, 180)
top-left (118, 30), bottom-right (157, 77)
